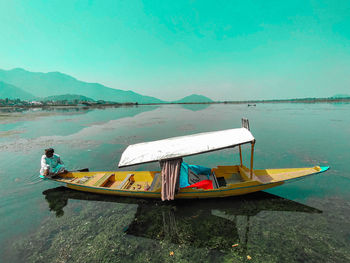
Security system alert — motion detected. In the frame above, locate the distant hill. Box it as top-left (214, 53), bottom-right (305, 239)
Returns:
top-left (174, 94), bottom-right (213, 103)
top-left (331, 94), bottom-right (350, 98)
top-left (0, 81), bottom-right (35, 100)
top-left (41, 94), bottom-right (95, 102)
top-left (0, 68), bottom-right (164, 103)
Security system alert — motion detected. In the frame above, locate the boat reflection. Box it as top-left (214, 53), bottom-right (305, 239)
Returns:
top-left (43, 187), bottom-right (321, 251)
top-left (180, 104), bottom-right (211, 111)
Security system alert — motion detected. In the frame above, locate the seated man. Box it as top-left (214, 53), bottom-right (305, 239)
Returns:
top-left (40, 148), bottom-right (67, 177)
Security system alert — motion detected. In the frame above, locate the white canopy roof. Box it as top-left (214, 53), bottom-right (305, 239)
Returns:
top-left (118, 127), bottom-right (255, 167)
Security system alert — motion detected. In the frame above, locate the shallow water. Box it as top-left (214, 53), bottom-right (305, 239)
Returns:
top-left (0, 103), bottom-right (349, 262)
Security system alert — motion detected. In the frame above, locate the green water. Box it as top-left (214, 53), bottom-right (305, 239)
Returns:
top-left (0, 103), bottom-right (349, 262)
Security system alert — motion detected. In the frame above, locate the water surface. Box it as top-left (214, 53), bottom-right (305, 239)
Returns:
top-left (0, 103), bottom-right (349, 262)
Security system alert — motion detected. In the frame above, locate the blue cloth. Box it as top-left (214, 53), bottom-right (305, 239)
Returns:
top-left (51, 163), bottom-right (65, 174)
top-left (179, 162), bottom-right (212, 188)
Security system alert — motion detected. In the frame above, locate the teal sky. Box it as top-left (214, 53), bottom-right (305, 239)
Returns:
top-left (0, 0), bottom-right (349, 100)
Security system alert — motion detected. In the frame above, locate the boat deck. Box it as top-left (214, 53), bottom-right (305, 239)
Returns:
top-left (237, 165), bottom-right (324, 183)
top-left (56, 171), bottom-right (158, 191)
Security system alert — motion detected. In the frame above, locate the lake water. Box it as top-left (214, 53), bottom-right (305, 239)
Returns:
top-left (0, 103), bottom-right (349, 262)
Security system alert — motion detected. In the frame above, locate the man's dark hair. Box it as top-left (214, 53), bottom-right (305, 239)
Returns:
top-left (45, 148), bottom-right (54, 155)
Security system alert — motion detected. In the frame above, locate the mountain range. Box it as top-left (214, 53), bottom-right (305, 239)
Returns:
top-left (0, 68), bottom-right (213, 103)
top-left (0, 81), bottom-right (35, 100)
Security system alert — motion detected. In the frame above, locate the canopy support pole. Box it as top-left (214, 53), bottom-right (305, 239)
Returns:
top-left (239, 145), bottom-right (243, 167)
top-left (250, 141), bottom-right (255, 179)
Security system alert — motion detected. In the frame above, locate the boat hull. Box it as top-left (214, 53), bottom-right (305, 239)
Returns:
top-left (42, 165), bottom-right (329, 199)
top-left (64, 180), bottom-right (284, 199)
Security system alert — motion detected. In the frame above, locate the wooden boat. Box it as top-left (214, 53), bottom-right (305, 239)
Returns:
top-left (41, 119), bottom-right (329, 199)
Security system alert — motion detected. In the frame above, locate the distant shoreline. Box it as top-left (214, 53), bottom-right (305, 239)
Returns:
top-left (0, 102), bottom-right (137, 110)
top-left (146, 96), bottom-right (350, 105)
top-left (1, 97), bottom-right (349, 110)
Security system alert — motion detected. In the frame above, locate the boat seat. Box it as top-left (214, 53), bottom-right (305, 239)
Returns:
top-left (76, 176), bottom-right (93, 184)
top-left (209, 172), bottom-right (219, 189)
top-left (116, 174), bottom-right (134, 189)
top-left (93, 173), bottom-right (111, 186)
top-left (84, 173), bottom-right (108, 186)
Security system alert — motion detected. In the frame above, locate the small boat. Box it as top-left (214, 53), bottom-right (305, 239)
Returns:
top-left (40, 119), bottom-right (329, 200)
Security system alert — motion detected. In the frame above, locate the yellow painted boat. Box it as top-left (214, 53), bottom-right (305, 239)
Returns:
top-left (41, 119), bottom-right (329, 199)
top-left (43, 164), bottom-right (328, 199)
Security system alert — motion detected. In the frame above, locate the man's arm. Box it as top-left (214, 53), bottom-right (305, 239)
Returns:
top-left (57, 155), bottom-right (64, 164)
top-left (41, 155), bottom-right (50, 175)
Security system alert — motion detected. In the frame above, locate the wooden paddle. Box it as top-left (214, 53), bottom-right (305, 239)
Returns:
top-left (68, 168), bottom-right (90, 172)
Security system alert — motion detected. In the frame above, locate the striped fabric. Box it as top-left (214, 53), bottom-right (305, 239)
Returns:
top-left (160, 158), bottom-right (182, 201)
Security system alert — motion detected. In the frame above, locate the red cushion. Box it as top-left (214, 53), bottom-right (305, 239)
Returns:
top-left (185, 179), bottom-right (213, 190)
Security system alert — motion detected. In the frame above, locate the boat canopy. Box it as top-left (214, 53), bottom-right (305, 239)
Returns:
top-left (118, 127), bottom-right (255, 167)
